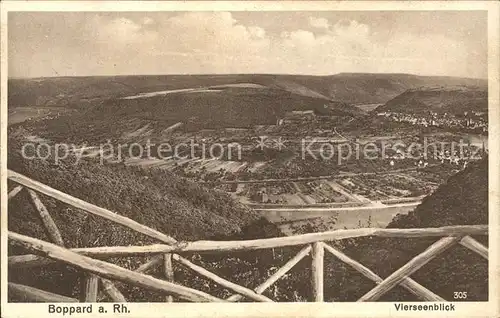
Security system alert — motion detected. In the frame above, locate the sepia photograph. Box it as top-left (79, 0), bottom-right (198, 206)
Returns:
top-left (1, 1), bottom-right (499, 318)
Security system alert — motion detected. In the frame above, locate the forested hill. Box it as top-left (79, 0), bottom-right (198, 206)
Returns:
top-left (7, 133), bottom-right (489, 301)
top-left (345, 158), bottom-right (488, 301)
top-left (389, 157), bottom-right (488, 228)
top-left (376, 86), bottom-right (488, 116)
top-left (7, 136), bottom-right (271, 245)
top-left (9, 73), bottom-right (486, 109)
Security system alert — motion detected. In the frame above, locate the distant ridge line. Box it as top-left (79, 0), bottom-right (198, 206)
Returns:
top-left (8, 73), bottom-right (487, 81)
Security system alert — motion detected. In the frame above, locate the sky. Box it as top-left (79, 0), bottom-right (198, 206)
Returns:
top-left (8, 11), bottom-right (487, 78)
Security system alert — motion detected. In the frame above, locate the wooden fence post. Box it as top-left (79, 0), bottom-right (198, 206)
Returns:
top-left (459, 236), bottom-right (488, 260)
top-left (8, 170), bottom-right (177, 244)
top-left (164, 254), bottom-right (174, 302)
top-left (9, 231), bottom-right (223, 302)
top-left (311, 242), bottom-right (324, 302)
top-left (27, 189), bottom-right (64, 246)
top-left (321, 242), bottom-right (444, 301)
top-left (358, 236), bottom-right (460, 302)
top-left (100, 278), bottom-right (127, 302)
top-left (80, 274), bottom-right (99, 302)
top-left (226, 245), bottom-right (312, 302)
top-left (172, 254), bottom-right (273, 302)
top-left (8, 185), bottom-right (23, 200)
top-left (26, 188), bottom-right (104, 303)
top-left (9, 283), bottom-right (79, 303)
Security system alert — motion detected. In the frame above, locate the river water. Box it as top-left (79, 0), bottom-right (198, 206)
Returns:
top-left (258, 204), bottom-right (417, 235)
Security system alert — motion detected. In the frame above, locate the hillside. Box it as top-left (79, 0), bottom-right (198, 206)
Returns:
top-left (10, 73), bottom-right (487, 143)
top-left (389, 158), bottom-right (488, 228)
top-left (220, 158), bottom-right (489, 302)
top-left (14, 80), bottom-right (364, 143)
top-left (7, 135), bottom-right (283, 301)
top-left (345, 157), bottom-right (488, 301)
top-left (8, 74), bottom-right (333, 110)
top-left (375, 86), bottom-right (488, 115)
top-left (273, 73), bottom-right (486, 105)
top-left (8, 139), bottom-right (488, 301)
top-left (89, 86), bottom-right (353, 128)
top-left (7, 137), bottom-right (266, 244)
top-left (9, 73), bottom-right (486, 109)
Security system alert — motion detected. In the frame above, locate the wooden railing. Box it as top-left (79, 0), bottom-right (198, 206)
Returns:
top-left (7, 170), bottom-right (489, 303)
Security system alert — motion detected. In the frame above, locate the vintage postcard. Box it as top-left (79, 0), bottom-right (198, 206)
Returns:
top-left (1, 1), bottom-right (499, 317)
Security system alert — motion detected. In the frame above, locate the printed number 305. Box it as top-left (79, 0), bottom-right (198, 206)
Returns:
top-left (454, 292), bottom-right (468, 299)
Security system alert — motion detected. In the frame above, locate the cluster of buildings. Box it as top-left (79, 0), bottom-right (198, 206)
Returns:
top-left (277, 110), bottom-right (316, 125)
top-left (252, 188), bottom-right (269, 203)
top-left (387, 146), bottom-right (486, 170)
top-left (251, 187), bottom-right (289, 204)
top-left (377, 111), bottom-right (487, 132)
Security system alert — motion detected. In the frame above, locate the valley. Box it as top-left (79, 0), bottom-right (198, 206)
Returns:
top-left (8, 73), bottom-right (488, 234)
top-left (4, 9), bottom-right (492, 306)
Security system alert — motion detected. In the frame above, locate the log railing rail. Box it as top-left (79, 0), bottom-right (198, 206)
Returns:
top-left (6, 170), bottom-right (489, 303)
